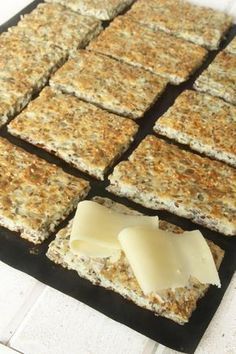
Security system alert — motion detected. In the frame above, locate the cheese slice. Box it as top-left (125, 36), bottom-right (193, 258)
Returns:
top-left (70, 201), bottom-right (159, 259)
top-left (118, 226), bottom-right (221, 294)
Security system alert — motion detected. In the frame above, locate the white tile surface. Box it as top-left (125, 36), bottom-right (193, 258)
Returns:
top-left (0, 262), bottom-right (44, 344)
top-left (9, 287), bottom-right (155, 354)
top-left (0, 344), bottom-right (22, 354)
top-left (196, 273), bottom-right (236, 354)
top-left (228, 1), bottom-right (236, 21)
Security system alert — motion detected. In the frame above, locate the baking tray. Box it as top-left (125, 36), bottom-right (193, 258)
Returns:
top-left (0, 1), bottom-right (235, 353)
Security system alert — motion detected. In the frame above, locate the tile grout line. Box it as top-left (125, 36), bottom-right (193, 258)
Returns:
top-left (0, 342), bottom-right (24, 354)
top-left (142, 340), bottom-right (159, 354)
top-left (1, 282), bottom-right (46, 346)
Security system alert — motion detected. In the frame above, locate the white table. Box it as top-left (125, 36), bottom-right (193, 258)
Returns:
top-left (0, 1), bottom-right (236, 353)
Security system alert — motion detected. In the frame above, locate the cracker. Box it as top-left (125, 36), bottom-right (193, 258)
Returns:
top-left (108, 135), bottom-right (236, 236)
top-left (9, 3), bottom-right (102, 56)
top-left (0, 138), bottom-right (90, 244)
top-left (194, 51), bottom-right (236, 105)
top-left (126, 0), bottom-right (232, 50)
top-left (0, 32), bottom-right (66, 126)
top-left (0, 32), bottom-right (66, 88)
top-left (47, 196), bottom-right (224, 324)
top-left (88, 16), bottom-right (207, 84)
top-left (225, 37), bottom-right (236, 55)
top-left (45, 0), bottom-right (134, 20)
top-left (154, 90), bottom-right (236, 167)
top-left (50, 50), bottom-right (167, 119)
top-left (0, 74), bottom-right (32, 128)
top-left (8, 87), bottom-right (138, 180)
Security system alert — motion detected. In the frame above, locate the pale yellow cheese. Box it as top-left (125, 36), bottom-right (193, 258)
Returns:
top-left (70, 201), bottom-right (159, 259)
top-left (118, 227), bottom-right (221, 294)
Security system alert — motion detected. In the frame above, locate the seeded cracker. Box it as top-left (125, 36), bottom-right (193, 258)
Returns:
top-left (50, 50), bottom-right (167, 119)
top-left (45, 0), bottom-right (135, 20)
top-left (0, 75), bottom-right (32, 127)
top-left (9, 3), bottom-right (102, 56)
top-left (0, 32), bottom-right (66, 127)
top-left (0, 138), bottom-right (90, 244)
top-left (8, 87), bottom-right (138, 180)
top-left (47, 197), bottom-right (224, 324)
top-left (126, 0), bottom-right (232, 50)
top-left (225, 37), bottom-right (236, 55)
top-left (154, 90), bottom-right (236, 167)
top-left (88, 16), bottom-right (207, 84)
top-left (108, 135), bottom-right (236, 236)
top-left (194, 51), bottom-right (236, 105)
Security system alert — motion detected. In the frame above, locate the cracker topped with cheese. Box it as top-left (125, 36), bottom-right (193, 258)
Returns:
top-left (194, 51), bottom-right (236, 105)
top-left (0, 138), bottom-right (90, 244)
top-left (108, 135), bottom-right (236, 236)
top-left (8, 87), bottom-right (138, 180)
top-left (47, 197), bottom-right (224, 324)
top-left (126, 0), bottom-right (232, 50)
top-left (154, 90), bottom-right (236, 167)
top-left (88, 16), bottom-right (207, 84)
top-left (9, 3), bottom-right (102, 55)
top-left (50, 50), bottom-right (167, 119)
top-left (45, 0), bottom-right (135, 20)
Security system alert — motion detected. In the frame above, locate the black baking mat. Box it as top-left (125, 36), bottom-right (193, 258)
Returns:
top-left (0, 1), bottom-right (236, 353)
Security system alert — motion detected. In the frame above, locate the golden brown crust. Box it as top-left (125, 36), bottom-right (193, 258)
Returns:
top-left (154, 90), bottom-right (236, 166)
top-left (0, 74), bottom-right (33, 127)
top-left (0, 31), bottom-right (66, 126)
top-left (108, 135), bottom-right (236, 236)
top-left (9, 3), bottom-right (102, 55)
top-left (194, 51), bottom-right (236, 105)
top-left (88, 16), bottom-right (207, 84)
top-left (225, 37), bottom-right (236, 55)
top-left (45, 0), bottom-right (135, 20)
top-left (8, 87), bottom-right (138, 179)
top-left (126, 0), bottom-right (232, 49)
top-left (0, 138), bottom-right (90, 244)
top-left (50, 50), bottom-right (167, 119)
top-left (0, 32), bottom-right (66, 86)
top-left (47, 196), bottom-right (224, 324)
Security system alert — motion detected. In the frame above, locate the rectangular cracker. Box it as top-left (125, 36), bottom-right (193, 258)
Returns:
top-left (47, 196), bottom-right (224, 324)
top-left (194, 51), bottom-right (236, 105)
top-left (0, 32), bottom-right (66, 88)
top-left (8, 87), bottom-right (138, 180)
top-left (9, 3), bottom-right (102, 56)
top-left (0, 74), bottom-right (33, 128)
top-left (50, 50), bottom-right (167, 119)
top-left (0, 138), bottom-right (90, 244)
top-left (45, 0), bottom-right (134, 20)
top-left (108, 135), bottom-right (236, 236)
top-left (0, 32), bottom-right (66, 126)
top-left (154, 90), bottom-right (236, 167)
top-left (126, 0), bottom-right (232, 50)
top-left (88, 16), bottom-right (207, 84)
top-left (225, 37), bottom-right (236, 55)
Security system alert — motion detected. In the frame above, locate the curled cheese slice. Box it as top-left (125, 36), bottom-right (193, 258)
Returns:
top-left (70, 201), bottom-right (159, 259)
top-left (118, 226), bottom-right (221, 295)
